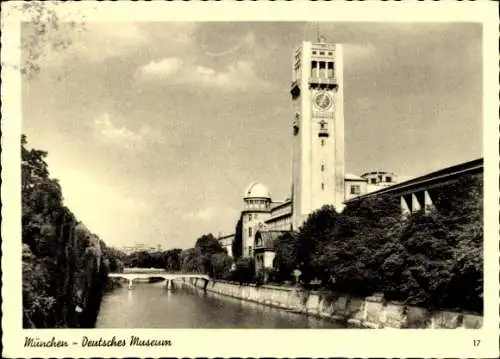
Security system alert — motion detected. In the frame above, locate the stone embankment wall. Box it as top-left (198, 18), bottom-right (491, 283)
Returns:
top-left (178, 278), bottom-right (482, 329)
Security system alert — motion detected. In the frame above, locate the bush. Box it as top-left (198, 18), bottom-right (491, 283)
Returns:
top-left (289, 174), bottom-right (483, 314)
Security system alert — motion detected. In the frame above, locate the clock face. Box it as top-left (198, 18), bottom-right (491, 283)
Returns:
top-left (314, 92), bottom-right (333, 110)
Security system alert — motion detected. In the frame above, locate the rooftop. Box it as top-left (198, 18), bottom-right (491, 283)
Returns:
top-left (244, 182), bottom-right (271, 199)
top-left (346, 158), bottom-right (483, 203)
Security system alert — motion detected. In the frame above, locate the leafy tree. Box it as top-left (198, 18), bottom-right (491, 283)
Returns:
top-left (273, 231), bottom-right (299, 281)
top-left (165, 249), bottom-right (182, 272)
top-left (296, 205), bottom-right (342, 284)
top-left (230, 257), bottom-right (255, 284)
top-left (180, 248), bottom-right (199, 273)
top-left (210, 253), bottom-right (233, 279)
top-left (22, 134), bottom-right (109, 328)
top-left (232, 216), bottom-right (243, 259)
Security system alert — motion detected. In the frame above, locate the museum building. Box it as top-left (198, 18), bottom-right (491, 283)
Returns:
top-left (218, 39), bottom-right (482, 274)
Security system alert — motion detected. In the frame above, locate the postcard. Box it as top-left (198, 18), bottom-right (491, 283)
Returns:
top-left (1, 1), bottom-right (499, 357)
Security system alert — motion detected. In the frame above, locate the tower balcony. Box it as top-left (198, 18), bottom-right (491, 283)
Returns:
top-left (309, 77), bottom-right (338, 89)
top-left (318, 128), bottom-right (329, 137)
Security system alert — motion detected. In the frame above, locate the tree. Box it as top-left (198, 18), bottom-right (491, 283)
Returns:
top-left (165, 249), bottom-right (182, 272)
top-left (273, 231), bottom-right (299, 281)
top-left (337, 194), bottom-right (403, 296)
top-left (296, 205), bottom-right (342, 284)
top-left (232, 216), bottom-right (243, 259)
top-left (210, 253), bottom-right (233, 279)
top-left (22, 134), bottom-right (109, 328)
top-left (194, 233), bottom-right (225, 275)
top-left (231, 257), bottom-right (255, 284)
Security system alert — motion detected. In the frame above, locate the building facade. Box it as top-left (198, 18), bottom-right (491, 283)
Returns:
top-left (219, 40), bottom-right (403, 272)
top-left (291, 40), bottom-right (346, 230)
top-left (218, 234), bottom-right (234, 258)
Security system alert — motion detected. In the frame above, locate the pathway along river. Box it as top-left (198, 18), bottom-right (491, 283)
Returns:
top-left (95, 281), bottom-right (346, 328)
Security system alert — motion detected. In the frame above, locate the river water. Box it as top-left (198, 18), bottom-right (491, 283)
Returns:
top-left (95, 281), bottom-right (346, 328)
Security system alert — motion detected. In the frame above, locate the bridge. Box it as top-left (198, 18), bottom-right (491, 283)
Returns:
top-left (108, 270), bottom-right (210, 290)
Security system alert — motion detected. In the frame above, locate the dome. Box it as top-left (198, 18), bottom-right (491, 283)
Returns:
top-left (244, 182), bottom-right (271, 199)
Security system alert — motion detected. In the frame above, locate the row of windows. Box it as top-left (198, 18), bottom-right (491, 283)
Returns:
top-left (368, 175), bottom-right (393, 184)
top-left (311, 61), bottom-right (335, 79)
top-left (247, 213), bottom-right (258, 221)
top-left (312, 50), bottom-right (334, 56)
top-left (247, 204), bottom-right (269, 211)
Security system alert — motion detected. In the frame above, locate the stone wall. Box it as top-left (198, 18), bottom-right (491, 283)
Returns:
top-left (178, 278), bottom-right (482, 329)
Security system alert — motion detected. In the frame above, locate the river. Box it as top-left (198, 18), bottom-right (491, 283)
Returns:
top-left (95, 281), bottom-right (346, 328)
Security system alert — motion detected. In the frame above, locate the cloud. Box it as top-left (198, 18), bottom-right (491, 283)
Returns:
top-left (136, 57), bottom-right (270, 91)
top-left (138, 57), bottom-right (183, 78)
top-left (93, 112), bottom-right (163, 148)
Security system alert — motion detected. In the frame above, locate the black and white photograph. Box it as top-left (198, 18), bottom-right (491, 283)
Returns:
top-left (2, 1), bottom-right (499, 358)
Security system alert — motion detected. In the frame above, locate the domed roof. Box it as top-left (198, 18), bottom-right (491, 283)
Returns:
top-left (244, 182), bottom-right (271, 199)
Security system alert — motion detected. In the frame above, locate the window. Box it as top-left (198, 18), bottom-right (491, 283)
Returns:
top-left (327, 62), bottom-right (334, 78)
top-left (249, 227), bottom-right (252, 237)
top-left (371, 178), bottom-right (377, 184)
top-left (248, 214), bottom-right (252, 221)
top-left (311, 61), bottom-right (317, 77)
top-left (312, 51), bottom-right (317, 55)
top-left (386, 176), bottom-right (392, 183)
top-left (321, 139), bottom-right (325, 146)
top-left (249, 246), bottom-right (253, 257)
top-left (321, 164), bottom-right (325, 172)
top-left (319, 61), bottom-right (326, 78)
top-left (350, 185), bottom-right (361, 195)
top-left (321, 182), bottom-right (325, 190)
top-left (320, 51), bottom-right (325, 55)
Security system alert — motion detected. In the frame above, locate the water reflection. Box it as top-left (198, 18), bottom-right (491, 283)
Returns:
top-left (96, 283), bottom-right (346, 329)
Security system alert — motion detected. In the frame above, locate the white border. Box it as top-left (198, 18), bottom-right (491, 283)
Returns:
top-left (2, 1), bottom-right (499, 357)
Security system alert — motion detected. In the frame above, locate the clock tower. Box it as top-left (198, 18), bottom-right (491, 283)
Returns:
top-left (291, 40), bottom-right (345, 229)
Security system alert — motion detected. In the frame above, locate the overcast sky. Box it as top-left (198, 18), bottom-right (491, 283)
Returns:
top-left (22, 22), bottom-right (482, 250)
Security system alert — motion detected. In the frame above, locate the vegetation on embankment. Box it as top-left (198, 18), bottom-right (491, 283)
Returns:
top-left (22, 135), bottom-right (125, 328)
top-left (269, 173), bottom-right (483, 314)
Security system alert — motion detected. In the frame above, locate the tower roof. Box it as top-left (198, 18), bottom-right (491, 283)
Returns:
top-left (244, 182), bottom-right (271, 199)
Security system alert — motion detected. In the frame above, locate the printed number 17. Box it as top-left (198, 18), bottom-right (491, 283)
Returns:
top-left (473, 339), bottom-right (481, 347)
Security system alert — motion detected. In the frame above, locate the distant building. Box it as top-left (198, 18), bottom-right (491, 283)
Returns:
top-left (119, 243), bottom-right (162, 255)
top-left (218, 234), bottom-right (234, 258)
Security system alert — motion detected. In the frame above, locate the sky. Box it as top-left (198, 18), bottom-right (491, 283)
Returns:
top-left (21, 22), bottom-right (482, 250)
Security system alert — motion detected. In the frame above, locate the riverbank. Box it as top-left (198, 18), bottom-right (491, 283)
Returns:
top-left (178, 278), bottom-right (482, 329)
